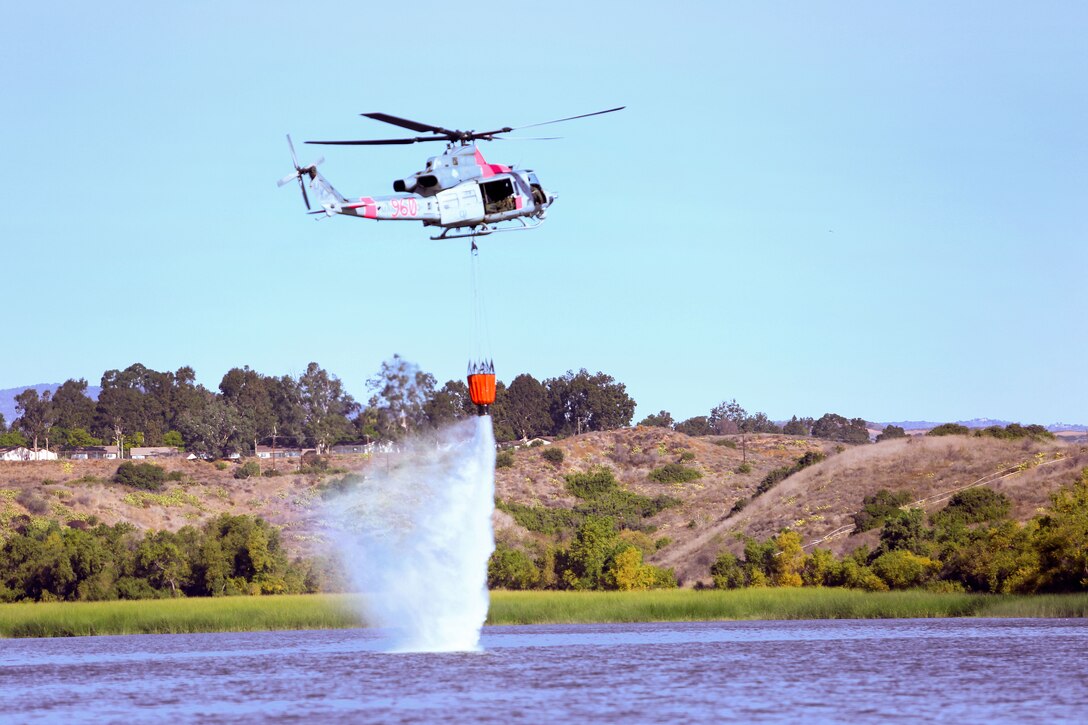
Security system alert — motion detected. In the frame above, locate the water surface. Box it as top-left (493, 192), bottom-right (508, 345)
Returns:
top-left (2, 619), bottom-right (1085, 722)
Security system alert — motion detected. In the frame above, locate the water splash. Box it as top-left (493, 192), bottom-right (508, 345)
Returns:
top-left (325, 417), bottom-right (495, 652)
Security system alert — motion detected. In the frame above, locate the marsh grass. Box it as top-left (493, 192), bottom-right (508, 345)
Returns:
top-left (0, 594), bottom-right (362, 638)
top-left (3, 590), bottom-right (1085, 638)
top-left (487, 589), bottom-right (987, 625)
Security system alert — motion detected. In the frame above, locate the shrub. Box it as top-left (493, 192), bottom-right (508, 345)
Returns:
top-left (495, 500), bottom-right (581, 535)
top-left (654, 536), bottom-right (672, 550)
top-left (936, 488), bottom-right (1011, 525)
top-left (853, 489), bottom-right (914, 532)
top-left (871, 549), bottom-right (941, 589)
top-left (488, 543), bottom-right (540, 589)
top-left (648, 463), bottom-right (703, 484)
top-left (495, 450), bottom-right (515, 469)
top-left (113, 462), bottom-right (167, 491)
top-left (234, 460), bottom-right (262, 480)
top-left (735, 463), bottom-right (752, 474)
top-left (729, 497), bottom-right (749, 516)
top-left (713, 439), bottom-right (738, 449)
top-left (678, 450), bottom-right (696, 462)
top-left (975, 423), bottom-right (1055, 441)
top-left (710, 552), bottom-right (746, 589)
top-left (541, 447), bottom-right (564, 465)
top-left (214, 461), bottom-right (229, 471)
top-left (754, 451), bottom-right (826, 496)
top-left (300, 452), bottom-right (330, 471)
top-left (927, 423), bottom-right (970, 437)
top-left (16, 490), bottom-right (50, 515)
top-left (877, 425), bottom-right (907, 442)
top-left (565, 467), bottom-right (621, 499)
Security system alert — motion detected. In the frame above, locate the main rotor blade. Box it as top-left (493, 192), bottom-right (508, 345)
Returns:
top-left (306, 136), bottom-right (452, 145)
top-left (514, 106), bottom-right (626, 130)
top-left (361, 112), bottom-right (459, 137)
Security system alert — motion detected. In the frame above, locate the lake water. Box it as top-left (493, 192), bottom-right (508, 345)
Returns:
top-left (2, 619), bottom-right (1085, 722)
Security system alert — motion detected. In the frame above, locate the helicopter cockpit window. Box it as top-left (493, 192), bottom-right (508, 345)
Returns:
top-left (481, 178), bottom-right (516, 214)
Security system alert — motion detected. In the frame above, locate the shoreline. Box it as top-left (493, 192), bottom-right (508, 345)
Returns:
top-left (2, 589), bottom-right (1086, 638)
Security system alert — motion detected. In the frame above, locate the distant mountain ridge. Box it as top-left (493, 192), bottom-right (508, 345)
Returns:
top-left (875, 419), bottom-right (1088, 433)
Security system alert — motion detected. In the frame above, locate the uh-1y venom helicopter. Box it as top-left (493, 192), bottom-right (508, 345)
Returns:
top-left (278, 107), bottom-right (623, 240)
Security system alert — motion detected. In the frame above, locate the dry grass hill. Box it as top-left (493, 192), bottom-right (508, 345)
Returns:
top-left (1, 428), bottom-right (1085, 587)
top-left (491, 427), bottom-right (1086, 585)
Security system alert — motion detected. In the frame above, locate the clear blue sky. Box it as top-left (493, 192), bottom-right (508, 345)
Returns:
top-left (2, 2), bottom-right (1085, 425)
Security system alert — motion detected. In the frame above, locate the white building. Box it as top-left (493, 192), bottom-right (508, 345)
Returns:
top-left (0, 446), bottom-right (59, 461)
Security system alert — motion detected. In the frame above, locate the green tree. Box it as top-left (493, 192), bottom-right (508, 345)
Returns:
top-left (853, 489), bottom-right (914, 532)
top-left (298, 362), bottom-right (359, 452)
top-left (177, 394), bottom-right (244, 459)
top-left (744, 412), bottom-right (783, 434)
top-left (770, 530), bottom-right (805, 587)
top-left (488, 543), bottom-right (540, 589)
top-left (545, 369), bottom-right (635, 436)
top-left (926, 423), bottom-right (970, 436)
top-left (811, 413), bottom-right (870, 444)
top-left (783, 416), bottom-right (813, 436)
top-left (876, 425), bottom-right (907, 442)
top-left (710, 551), bottom-right (746, 589)
top-left (561, 515), bottom-right (621, 589)
top-left (933, 488), bottom-right (1011, 527)
top-left (638, 410), bottom-right (674, 428)
top-left (0, 430), bottom-right (28, 447)
top-left (802, 548), bottom-right (842, 586)
top-left (424, 380), bottom-right (473, 428)
top-left (366, 355), bottom-right (436, 439)
top-left (870, 549), bottom-right (941, 589)
top-left (50, 379), bottom-right (97, 438)
top-left (709, 399), bottom-right (746, 434)
top-left (135, 531), bottom-right (192, 597)
top-left (674, 416), bottom-right (712, 436)
top-left (500, 374), bottom-right (552, 440)
top-left (1031, 469), bottom-right (1088, 592)
top-left (14, 388), bottom-right (54, 452)
top-left (219, 366), bottom-right (277, 454)
top-left (877, 508), bottom-right (931, 557)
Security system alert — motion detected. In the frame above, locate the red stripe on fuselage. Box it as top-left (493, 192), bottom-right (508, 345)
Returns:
top-left (473, 148), bottom-right (510, 178)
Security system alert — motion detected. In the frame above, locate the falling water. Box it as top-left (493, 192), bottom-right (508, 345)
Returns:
top-left (325, 417), bottom-right (496, 652)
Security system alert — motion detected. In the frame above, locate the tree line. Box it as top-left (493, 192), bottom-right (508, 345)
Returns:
top-left (710, 470), bottom-right (1088, 594)
top-left (0, 514), bottom-right (322, 603)
top-left (0, 358), bottom-right (636, 457)
top-left (2, 362), bottom-right (1058, 458)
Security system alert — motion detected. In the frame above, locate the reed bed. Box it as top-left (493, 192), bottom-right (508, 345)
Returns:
top-left (0, 594), bottom-right (362, 638)
top-left (2, 590), bottom-right (1085, 638)
top-left (485, 588), bottom-right (990, 625)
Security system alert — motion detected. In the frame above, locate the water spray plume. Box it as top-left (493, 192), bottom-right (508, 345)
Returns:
top-left (325, 418), bottom-right (496, 652)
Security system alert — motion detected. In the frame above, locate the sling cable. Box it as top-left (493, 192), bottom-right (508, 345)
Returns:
top-left (467, 241), bottom-right (496, 416)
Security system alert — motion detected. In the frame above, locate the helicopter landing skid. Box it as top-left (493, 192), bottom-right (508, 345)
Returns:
top-left (430, 215), bottom-right (547, 241)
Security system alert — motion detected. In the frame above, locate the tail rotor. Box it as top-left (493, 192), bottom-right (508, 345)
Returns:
top-left (278, 134), bottom-right (324, 210)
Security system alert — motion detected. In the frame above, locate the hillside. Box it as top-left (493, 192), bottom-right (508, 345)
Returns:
top-left (491, 427), bottom-right (1086, 586)
top-left (1, 427), bottom-right (1085, 587)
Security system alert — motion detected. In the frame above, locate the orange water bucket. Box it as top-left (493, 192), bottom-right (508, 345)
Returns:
top-left (467, 373), bottom-right (496, 415)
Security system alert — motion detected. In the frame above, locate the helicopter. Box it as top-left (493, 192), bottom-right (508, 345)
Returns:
top-left (278, 107), bottom-right (623, 240)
